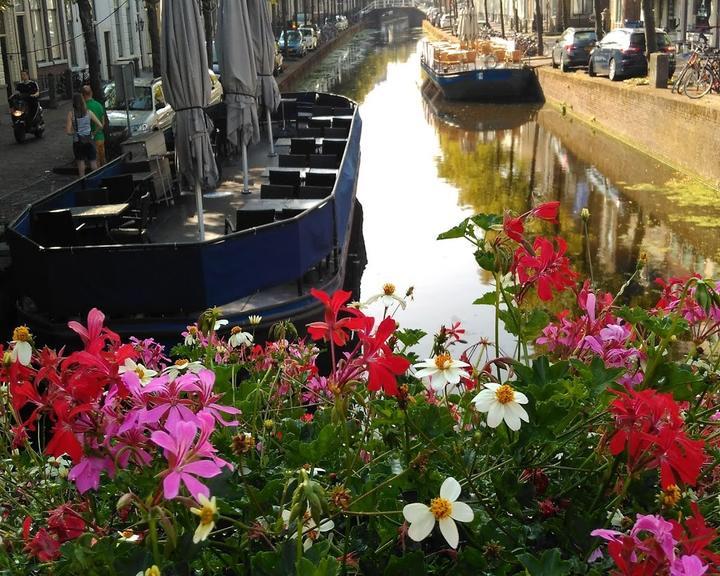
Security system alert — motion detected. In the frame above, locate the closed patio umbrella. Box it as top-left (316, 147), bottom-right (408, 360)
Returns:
top-left (161, 0), bottom-right (218, 241)
top-left (248, 0), bottom-right (282, 156)
top-left (217, 0), bottom-right (260, 194)
top-left (457, 5), bottom-right (478, 42)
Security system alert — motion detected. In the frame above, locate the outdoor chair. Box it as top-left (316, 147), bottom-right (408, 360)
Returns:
top-left (297, 185), bottom-right (332, 199)
top-left (279, 154), bottom-right (308, 168)
top-left (101, 174), bottom-right (135, 203)
top-left (224, 208), bottom-right (277, 234)
top-left (260, 184), bottom-right (296, 199)
top-left (312, 105), bottom-right (333, 116)
top-left (297, 127), bottom-right (323, 137)
top-left (321, 139), bottom-right (346, 157)
top-left (332, 117), bottom-right (352, 129)
top-left (308, 154), bottom-right (340, 169)
top-left (305, 172), bottom-right (336, 188)
top-left (75, 187), bottom-right (109, 206)
top-left (332, 107), bottom-right (354, 116)
top-left (290, 138), bottom-right (317, 155)
top-left (268, 170), bottom-right (302, 188)
top-left (309, 118), bottom-right (332, 129)
top-left (110, 192), bottom-right (151, 244)
top-left (322, 127), bottom-right (348, 139)
top-left (31, 209), bottom-right (85, 247)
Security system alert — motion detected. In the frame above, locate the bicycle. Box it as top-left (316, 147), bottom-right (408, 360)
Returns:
top-left (671, 37), bottom-right (707, 94)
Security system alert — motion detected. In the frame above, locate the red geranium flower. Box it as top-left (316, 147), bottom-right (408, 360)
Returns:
top-left (307, 289), bottom-right (366, 347)
top-left (513, 236), bottom-right (578, 301)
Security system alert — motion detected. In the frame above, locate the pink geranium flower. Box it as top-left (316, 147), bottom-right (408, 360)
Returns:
top-left (151, 413), bottom-right (228, 500)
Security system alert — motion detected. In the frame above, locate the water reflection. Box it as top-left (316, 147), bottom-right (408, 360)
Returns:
top-left (291, 28), bottom-right (720, 354)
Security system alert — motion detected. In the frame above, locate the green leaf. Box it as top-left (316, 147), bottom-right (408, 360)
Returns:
top-left (395, 328), bottom-right (427, 348)
top-left (437, 219), bottom-right (470, 240)
top-left (474, 248), bottom-right (497, 272)
top-left (473, 291), bottom-right (498, 306)
top-left (570, 357), bottom-right (624, 397)
top-left (517, 548), bottom-right (571, 576)
top-left (470, 213), bottom-right (503, 231)
top-left (523, 309), bottom-right (550, 339)
top-left (296, 556), bottom-right (340, 576)
top-left (652, 362), bottom-right (705, 400)
top-left (384, 551), bottom-right (427, 576)
top-left (615, 306), bottom-right (649, 325)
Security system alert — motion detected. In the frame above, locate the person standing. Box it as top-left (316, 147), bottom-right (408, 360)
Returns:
top-left (82, 85), bottom-right (107, 166)
top-left (66, 93), bottom-right (104, 177)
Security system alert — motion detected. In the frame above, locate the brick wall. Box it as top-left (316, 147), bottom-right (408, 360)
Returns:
top-left (537, 67), bottom-right (720, 188)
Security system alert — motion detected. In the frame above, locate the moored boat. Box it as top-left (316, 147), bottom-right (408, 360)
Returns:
top-left (419, 27), bottom-right (540, 102)
top-left (5, 91), bottom-right (363, 345)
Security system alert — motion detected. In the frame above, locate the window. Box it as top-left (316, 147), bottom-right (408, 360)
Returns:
top-left (65, 2), bottom-right (77, 66)
top-left (114, 0), bottom-right (124, 57)
top-left (572, 0), bottom-right (592, 15)
top-left (126, 5), bottom-right (135, 54)
top-left (30, 0), bottom-right (47, 61)
top-left (46, 0), bottom-right (62, 59)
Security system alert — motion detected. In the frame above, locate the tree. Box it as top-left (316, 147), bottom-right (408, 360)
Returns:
top-left (499, 0), bottom-right (505, 37)
top-left (146, 0), bottom-right (162, 78)
top-left (593, 0), bottom-right (603, 41)
top-left (74, 0), bottom-right (103, 101)
top-left (202, 0), bottom-right (218, 71)
top-left (534, 0), bottom-right (543, 54)
top-left (642, 0), bottom-right (658, 57)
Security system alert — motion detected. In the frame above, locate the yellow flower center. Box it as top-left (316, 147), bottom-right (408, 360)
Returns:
top-left (13, 326), bottom-right (30, 342)
top-left (495, 385), bottom-right (515, 404)
top-left (661, 484), bottom-right (682, 508)
top-left (135, 367), bottom-right (145, 379)
top-left (120, 529), bottom-right (135, 539)
top-left (145, 566), bottom-right (161, 576)
top-left (383, 283), bottom-right (396, 295)
top-left (175, 358), bottom-right (189, 367)
top-left (429, 497), bottom-right (453, 520)
top-left (188, 326), bottom-right (198, 335)
top-left (199, 507), bottom-right (215, 525)
top-left (231, 326), bottom-right (242, 335)
top-left (434, 353), bottom-right (452, 370)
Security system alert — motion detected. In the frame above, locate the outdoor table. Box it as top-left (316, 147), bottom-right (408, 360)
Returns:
top-left (70, 203), bottom-right (130, 221)
top-left (261, 167), bottom-right (339, 178)
top-left (238, 198), bottom-right (325, 213)
top-left (273, 137), bottom-right (347, 149)
top-left (309, 115), bottom-right (353, 122)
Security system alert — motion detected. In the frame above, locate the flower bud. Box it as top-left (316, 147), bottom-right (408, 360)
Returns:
top-left (581, 208), bottom-right (590, 222)
top-left (117, 493), bottom-right (134, 511)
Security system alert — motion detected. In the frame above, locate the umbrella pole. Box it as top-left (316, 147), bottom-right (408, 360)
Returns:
top-left (266, 108), bottom-right (276, 157)
top-left (242, 143), bottom-right (250, 194)
top-left (195, 154), bottom-right (206, 240)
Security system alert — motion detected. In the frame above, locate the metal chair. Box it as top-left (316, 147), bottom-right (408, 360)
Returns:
top-left (31, 209), bottom-right (85, 247)
top-left (260, 184), bottom-right (296, 199)
top-left (321, 139), bottom-right (346, 157)
top-left (75, 187), bottom-right (109, 206)
top-left (290, 138), bottom-right (317, 155)
top-left (322, 127), bottom-right (348, 138)
top-left (305, 172), bottom-right (336, 188)
top-left (268, 170), bottom-right (302, 187)
top-left (279, 154), bottom-right (308, 167)
top-left (297, 127), bottom-right (323, 137)
top-left (101, 174), bottom-right (135, 203)
top-left (309, 118), bottom-right (332, 129)
top-left (111, 192), bottom-right (151, 244)
top-left (224, 208), bottom-right (277, 234)
top-left (332, 117), bottom-right (352, 129)
top-left (297, 185), bottom-right (332, 199)
top-left (311, 105), bottom-right (333, 116)
top-left (309, 154), bottom-right (340, 169)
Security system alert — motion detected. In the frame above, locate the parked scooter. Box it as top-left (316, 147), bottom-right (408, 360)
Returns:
top-left (8, 86), bottom-right (45, 143)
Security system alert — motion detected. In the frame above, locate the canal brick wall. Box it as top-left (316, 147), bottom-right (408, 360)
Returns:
top-left (536, 67), bottom-right (720, 189)
top-left (277, 22), bottom-right (365, 92)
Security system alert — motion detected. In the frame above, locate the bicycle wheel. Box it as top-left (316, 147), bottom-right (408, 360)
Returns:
top-left (683, 64), bottom-right (714, 98)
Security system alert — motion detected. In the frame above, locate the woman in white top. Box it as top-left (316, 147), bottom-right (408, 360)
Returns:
top-left (66, 92), bottom-right (104, 177)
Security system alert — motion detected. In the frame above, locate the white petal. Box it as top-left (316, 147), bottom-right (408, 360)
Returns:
top-left (507, 401), bottom-right (529, 423)
top-left (318, 519), bottom-right (334, 532)
top-left (514, 391), bottom-right (529, 404)
top-left (414, 367), bottom-right (439, 379)
top-left (450, 501), bottom-right (474, 523)
top-left (440, 477), bottom-right (461, 502)
top-left (483, 383), bottom-right (501, 391)
top-left (445, 368), bottom-right (462, 384)
top-left (407, 510), bottom-right (435, 542)
top-left (504, 410), bottom-right (521, 431)
top-left (486, 404), bottom-right (504, 428)
top-left (438, 517), bottom-right (459, 548)
top-left (303, 538), bottom-right (313, 551)
top-left (17, 341), bottom-right (32, 366)
top-left (403, 503), bottom-right (431, 523)
top-left (473, 392), bottom-right (495, 412)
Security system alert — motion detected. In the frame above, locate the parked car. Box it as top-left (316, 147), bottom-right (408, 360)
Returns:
top-left (588, 28), bottom-right (676, 81)
top-left (298, 26), bottom-right (318, 50)
top-left (279, 30), bottom-right (307, 57)
top-left (104, 71), bottom-right (223, 138)
top-left (336, 15), bottom-right (348, 30)
top-left (551, 27), bottom-right (597, 71)
top-left (274, 46), bottom-right (284, 76)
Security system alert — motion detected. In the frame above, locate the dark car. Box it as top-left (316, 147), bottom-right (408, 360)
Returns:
top-left (588, 28), bottom-right (676, 81)
top-left (551, 27), bottom-right (597, 71)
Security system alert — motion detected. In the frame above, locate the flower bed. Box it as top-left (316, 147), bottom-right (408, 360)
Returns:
top-left (1, 203), bottom-right (718, 575)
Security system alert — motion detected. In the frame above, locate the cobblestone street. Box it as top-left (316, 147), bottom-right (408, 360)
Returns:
top-left (0, 100), bottom-right (75, 225)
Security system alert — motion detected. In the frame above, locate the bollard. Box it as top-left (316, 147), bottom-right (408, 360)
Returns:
top-left (47, 74), bottom-right (58, 108)
top-left (649, 53), bottom-right (669, 88)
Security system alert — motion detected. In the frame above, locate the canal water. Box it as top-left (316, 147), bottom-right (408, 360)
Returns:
top-left (289, 25), bottom-right (720, 356)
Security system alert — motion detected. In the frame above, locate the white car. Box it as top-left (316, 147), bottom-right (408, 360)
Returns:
top-left (105, 70), bottom-right (223, 138)
top-left (298, 26), bottom-right (318, 50)
top-left (336, 15), bottom-right (348, 30)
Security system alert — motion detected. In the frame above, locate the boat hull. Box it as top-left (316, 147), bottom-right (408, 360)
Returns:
top-left (420, 60), bottom-right (541, 102)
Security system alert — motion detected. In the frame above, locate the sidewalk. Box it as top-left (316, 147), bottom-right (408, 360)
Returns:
top-left (0, 99), bottom-right (76, 225)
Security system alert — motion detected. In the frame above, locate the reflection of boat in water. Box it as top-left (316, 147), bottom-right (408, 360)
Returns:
top-left (421, 80), bottom-right (540, 132)
top-left (420, 24), bottom-right (540, 102)
top-left (5, 92), bottom-right (363, 344)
